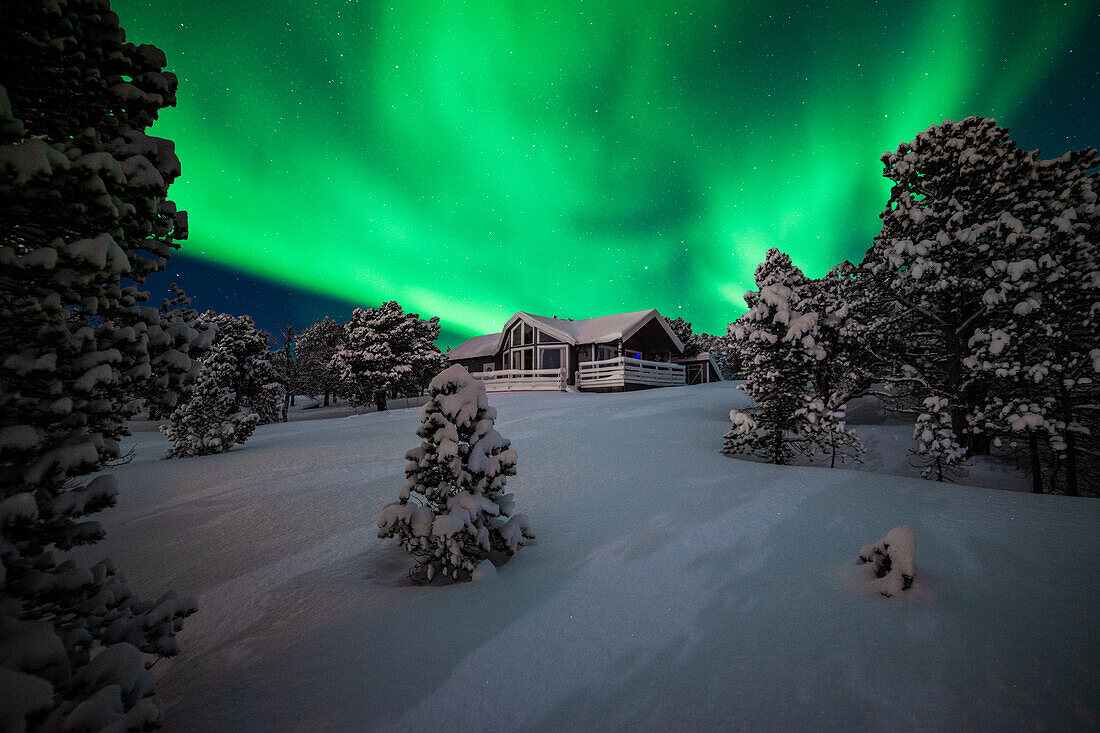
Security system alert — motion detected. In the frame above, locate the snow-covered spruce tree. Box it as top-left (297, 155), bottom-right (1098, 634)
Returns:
top-left (725, 249), bottom-right (860, 465)
top-left (137, 283), bottom-right (214, 420)
top-left (298, 315), bottom-right (345, 405)
top-left (964, 147), bottom-right (1099, 495)
top-left (860, 117), bottom-right (1039, 454)
top-left (1, 2), bottom-right (196, 729)
top-left (334, 301), bottom-right (448, 410)
top-left (378, 365), bottom-right (534, 582)
top-left (909, 396), bottom-right (968, 481)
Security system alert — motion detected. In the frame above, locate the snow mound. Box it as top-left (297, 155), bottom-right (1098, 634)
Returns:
top-left (859, 526), bottom-right (916, 597)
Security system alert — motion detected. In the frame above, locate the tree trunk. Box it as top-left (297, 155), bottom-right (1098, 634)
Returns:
top-left (375, 390), bottom-right (388, 412)
top-left (281, 393), bottom-right (290, 423)
top-left (1059, 385), bottom-right (1079, 497)
top-left (1065, 433), bottom-right (1079, 497)
top-left (290, 394), bottom-right (295, 406)
top-left (1028, 432), bottom-right (1043, 493)
top-left (324, 390), bottom-right (330, 406)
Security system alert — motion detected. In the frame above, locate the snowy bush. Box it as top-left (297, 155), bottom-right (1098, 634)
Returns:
top-left (1, 2), bottom-right (196, 728)
top-left (378, 365), bottom-right (534, 582)
top-left (858, 526), bottom-right (916, 597)
top-left (910, 397), bottom-right (968, 482)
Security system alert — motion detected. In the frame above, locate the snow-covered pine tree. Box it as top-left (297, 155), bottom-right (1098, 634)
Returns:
top-left (298, 315), bottom-right (345, 405)
top-left (138, 284), bottom-right (214, 420)
top-left (401, 312), bottom-right (450, 398)
top-left (1, 2), bottom-right (196, 728)
top-left (334, 301), bottom-right (448, 410)
top-left (860, 117), bottom-right (1037, 454)
top-left (160, 352), bottom-right (260, 458)
top-left (378, 365), bottom-right (534, 582)
top-left (965, 146), bottom-right (1099, 495)
top-left (161, 310), bottom-right (274, 457)
top-left (334, 305), bottom-right (395, 409)
top-left (725, 248), bottom-right (852, 465)
top-left (909, 396), bottom-right (968, 481)
top-left (198, 310), bottom-right (281, 424)
top-left (663, 316), bottom-right (700, 357)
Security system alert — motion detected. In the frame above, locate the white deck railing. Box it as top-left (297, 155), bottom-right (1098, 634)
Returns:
top-left (577, 356), bottom-right (685, 390)
top-left (471, 368), bottom-right (566, 392)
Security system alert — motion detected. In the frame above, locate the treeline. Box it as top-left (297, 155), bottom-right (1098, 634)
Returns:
top-left (150, 292), bottom-right (450, 458)
top-left (723, 117), bottom-right (1098, 496)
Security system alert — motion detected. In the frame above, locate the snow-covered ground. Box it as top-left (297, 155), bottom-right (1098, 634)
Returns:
top-left (80, 382), bottom-right (1099, 731)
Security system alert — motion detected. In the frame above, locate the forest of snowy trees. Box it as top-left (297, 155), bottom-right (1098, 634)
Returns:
top-left (725, 117), bottom-right (1099, 496)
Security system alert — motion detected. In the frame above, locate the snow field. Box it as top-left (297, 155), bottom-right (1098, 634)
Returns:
top-left (78, 382), bottom-right (1099, 731)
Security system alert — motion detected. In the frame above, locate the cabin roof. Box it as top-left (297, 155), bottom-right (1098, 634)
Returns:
top-left (446, 332), bottom-right (500, 359)
top-left (447, 309), bottom-right (684, 360)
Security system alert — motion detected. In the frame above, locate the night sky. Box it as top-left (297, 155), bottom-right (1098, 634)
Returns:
top-left (118, 0), bottom-right (1100, 346)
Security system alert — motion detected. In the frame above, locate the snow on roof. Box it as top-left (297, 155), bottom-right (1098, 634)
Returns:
top-left (446, 309), bottom-right (684, 360)
top-left (446, 332), bottom-right (501, 360)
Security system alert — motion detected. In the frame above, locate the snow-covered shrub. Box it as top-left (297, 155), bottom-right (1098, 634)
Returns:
top-left (1, 2), bottom-right (195, 728)
top-left (910, 397), bottom-right (968, 481)
top-left (859, 526), bottom-right (916, 597)
top-left (378, 365), bottom-right (534, 582)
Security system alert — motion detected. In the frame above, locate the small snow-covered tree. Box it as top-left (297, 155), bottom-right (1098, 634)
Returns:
top-left (858, 526), bottom-right (916, 597)
top-left (161, 311), bottom-right (272, 457)
top-left (1, 2), bottom-right (195, 728)
top-left (910, 396), bottom-right (968, 481)
top-left (378, 365), bottom-right (534, 582)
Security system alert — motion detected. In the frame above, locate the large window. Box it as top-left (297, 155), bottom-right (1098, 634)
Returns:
top-left (539, 346), bottom-right (565, 370)
top-left (596, 345), bottom-right (617, 361)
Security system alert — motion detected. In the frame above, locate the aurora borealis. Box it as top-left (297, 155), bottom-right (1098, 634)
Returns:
top-left (115, 0), bottom-right (1099, 344)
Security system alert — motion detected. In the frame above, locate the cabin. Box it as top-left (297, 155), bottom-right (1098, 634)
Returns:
top-left (446, 309), bottom-right (721, 392)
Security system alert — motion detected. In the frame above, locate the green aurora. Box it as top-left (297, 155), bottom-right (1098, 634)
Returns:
top-left (113, 0), bottom-right (1098, 343)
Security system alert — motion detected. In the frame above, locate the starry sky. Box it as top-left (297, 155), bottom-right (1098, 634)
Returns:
top-left (117, 0), bottom-right (1100, 346)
